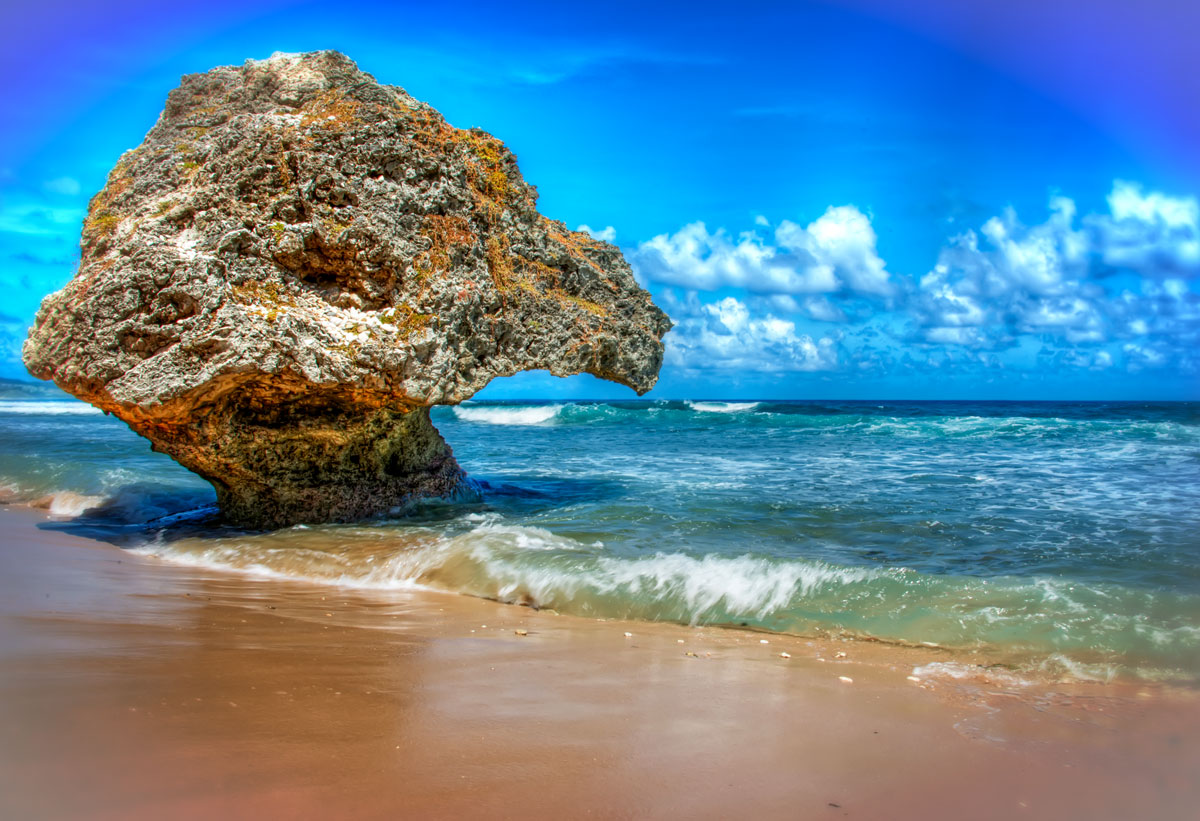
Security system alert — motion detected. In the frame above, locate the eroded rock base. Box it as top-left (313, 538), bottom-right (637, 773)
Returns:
top-left (128, 392), bottom-right (469, 529)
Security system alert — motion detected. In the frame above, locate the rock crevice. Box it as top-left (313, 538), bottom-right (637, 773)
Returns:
top-left (23, 51), bottom-right (670, 527)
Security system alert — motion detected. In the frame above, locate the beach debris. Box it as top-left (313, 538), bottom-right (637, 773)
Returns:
top-left (514, 629), bottom-right (528, 636)
top-left (676, 639), bottom-right (685, 644)
top-left (779, 652), bottom-right (792, 659)
top-left (624, 631), bottom-right (633, 638)
top-left (834, 651), bottom-right (847, 659)
top-left (838, 676), bottom-right (854, 684)
top-left (906, 675), bottom-right (921, 683)
top-left (759, 639), bottom-right (769, 644)
top-left (21, 52), bottom-right (670, 529)
top-left (685, 651), bottom-right (698, 657)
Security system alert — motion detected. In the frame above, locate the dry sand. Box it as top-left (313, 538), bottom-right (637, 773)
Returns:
top-left (1, 504), bottom-right (1196, 820)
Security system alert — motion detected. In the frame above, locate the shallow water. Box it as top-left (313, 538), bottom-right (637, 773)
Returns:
top-left (3, 397), bottom-right (1198, 683)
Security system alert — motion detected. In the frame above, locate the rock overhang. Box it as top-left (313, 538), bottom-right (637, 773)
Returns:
top-left (23, 50), bottom-right (671, 527)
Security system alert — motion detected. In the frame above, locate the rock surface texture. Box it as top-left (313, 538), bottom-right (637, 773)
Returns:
top-left (23, 51), bottom-right (670, 528)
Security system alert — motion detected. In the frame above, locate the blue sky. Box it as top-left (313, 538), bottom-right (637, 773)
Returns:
top-left (1, 0), bottom-right (1197, 399)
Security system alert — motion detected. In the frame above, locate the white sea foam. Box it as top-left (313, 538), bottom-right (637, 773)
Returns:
top-left (911, 661), bottom-right (1033, 688)
top-left (588, 552), bottom-right (880, 622)
top-left (452, 405), bottom-right (561, 425)
top-left (136, 540), bottom-right (438, 592)
top-left (427, 534), bottom-right (888, 625)
top-left (454, 518), bottom-right (588, 552)
top-left (1037, 654), bottom-right (1118, 683)
top-left (135, 517), bottom-right (886, 628)
top-left (122, 517), bottom-right (1199, 684)
top-left (0, 400), bottom-right (102, 415)
top-left (686, 401), bottom-right (760, 413)
top-left (45, 490), bottom-right (108, 517)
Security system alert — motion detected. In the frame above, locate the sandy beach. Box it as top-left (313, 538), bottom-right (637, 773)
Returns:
top-left (4, 2), bottom-right (1199, 818)
top-left (0, 504), bottom-right (1194, 820)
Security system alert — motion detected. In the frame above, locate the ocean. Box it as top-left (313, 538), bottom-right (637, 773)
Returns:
top-left (2, 396), bottom-right (1198, 684)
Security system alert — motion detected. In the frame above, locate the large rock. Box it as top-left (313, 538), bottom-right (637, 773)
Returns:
top-left (23, 51), bottom-right (670, 528)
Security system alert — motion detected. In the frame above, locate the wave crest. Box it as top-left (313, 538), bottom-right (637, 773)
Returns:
top-left (686, 401), bottom-right (761, 413)
top-left (129, 515), bottom-right (1200, 683)
top-left (0, 400), bottom-right (102, 416)
top-left (452, 405), bottom-right (562, 425)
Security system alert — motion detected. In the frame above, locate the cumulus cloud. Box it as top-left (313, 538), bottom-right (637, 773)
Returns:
top-left (911, 182), bottom-right (1200, 368)
top-left (760, 294), bottom-right (848, 323)
top-left (776, 206), bottom-right (892, 295)
top-left (630, 205), bottom-right (893, 298)
top-left (636, 182), bottom-right (1197, 380)
top-left (1091, 181), bottom-right (1200, 275)
top-left (662, 293), bottom-right (839, 373)
top-left (798, 295), bottom-right (847, 323)
top-left (1122, 342), bottom-right (1170, 371)
top-left (577, 224), bottom-right (616, 243)
top-left (1038, 346), bottom-right (1114, 372)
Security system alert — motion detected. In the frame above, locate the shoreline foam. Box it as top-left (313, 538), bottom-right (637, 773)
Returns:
top-left (2, 494), bottom-right (1193, 687)
top-left (2, 503), bottom-right (1197, 819)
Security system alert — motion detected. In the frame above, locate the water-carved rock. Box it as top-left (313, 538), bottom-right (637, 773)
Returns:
top-left (23, 51), bottom-right (670, 528)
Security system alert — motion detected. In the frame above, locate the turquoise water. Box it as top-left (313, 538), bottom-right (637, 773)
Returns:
top-left (2, 397), bottom-right (1198, 683)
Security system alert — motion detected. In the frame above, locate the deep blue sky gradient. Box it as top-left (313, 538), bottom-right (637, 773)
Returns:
top-left (1, 0), bottom-right (1196, 398)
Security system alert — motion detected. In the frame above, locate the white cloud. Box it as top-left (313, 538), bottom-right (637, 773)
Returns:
top-left (776, 206), bottom-right (892, 296)
top-left (977, 197), bottom-right (1089, 294)
top-left (630, 205), bottom-right (893, 298)
top-left (633, 181), bottom-right (1198, 379)
top-left (1091, 181), bottom-right (1200, 275)
top-left (911, 183), bottom-right (1200, 360)
top-left (922, 326), bottom-right (992, 347)
top-left (759, 294), bottom-right (847, 322)
top-left (1038, 346), bottom-right (1115, 371)
top-left (663, 295), bottom-right (839, 372)
top-left (799, 295), bottom-right (847, 323)
top-left (577, 224), bottom-right (616, 243)
top-left (42, 177), bottom-right (81, 196)
top-left (1122, 342), bottom-right (1168, 370)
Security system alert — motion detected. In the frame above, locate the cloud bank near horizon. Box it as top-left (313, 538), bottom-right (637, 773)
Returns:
top-left (628, 181), bottom-right (1199, 383)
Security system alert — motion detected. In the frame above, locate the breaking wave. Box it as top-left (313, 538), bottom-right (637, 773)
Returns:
top-left (686, 401), bottom-right (761, 413)
top-left (0, 400), bottom-right (102, 416)
top-left (452, 404), bottom-right (562, 425)
top-left (132, 514), bottom-right (1200, 683)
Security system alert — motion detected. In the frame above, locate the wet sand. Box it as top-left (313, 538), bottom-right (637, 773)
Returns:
top-left (1, 505), bottom-right (1197, 820)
